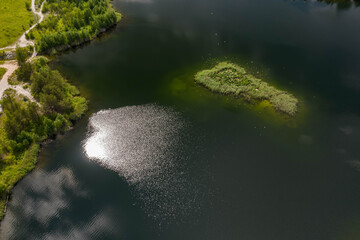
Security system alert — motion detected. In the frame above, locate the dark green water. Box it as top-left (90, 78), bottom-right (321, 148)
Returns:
top-left (2, 0), bottom-right (360, 239)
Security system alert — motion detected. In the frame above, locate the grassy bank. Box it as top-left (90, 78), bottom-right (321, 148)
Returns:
top-left (0, 68), bottom-right (6, 79)
top-left (0, 143), bottom-right (39, 220)
top-left (195, 62), bottom-right (298, 116)
top-left (0, 0), bottom-right (34, 48)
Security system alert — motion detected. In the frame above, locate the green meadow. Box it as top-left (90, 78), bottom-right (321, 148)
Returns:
top-left (0, 68), bottom-right (6, 79)
top-left (0, 0), bottom-right (33, 48)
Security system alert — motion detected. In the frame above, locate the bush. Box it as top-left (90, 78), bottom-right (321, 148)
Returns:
top-left (16, 62), bottom-right (32, 82)
top-left (25, 1), bottom-right (31, 11)
top-left (15, 46), bottom-right (30, 66)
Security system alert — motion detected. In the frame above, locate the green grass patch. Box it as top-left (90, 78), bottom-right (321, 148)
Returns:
top-left (0, 68), bottom-right (6, 79)
top-left (0, 143), bottom-right (39, 220)
top-left (195, 62), bottom-right (299, 116)
top-left (0, 0), bottom-right (34, 48)
top-left (0, 144), bottom-right (39, 194)
top-left (0, 195), bottom-right (6, 220)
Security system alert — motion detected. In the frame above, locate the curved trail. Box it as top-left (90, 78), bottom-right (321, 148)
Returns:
top-left (0, 62), bottom-right (18, 98)
top-left (0, 0), bottom-right (46, 108)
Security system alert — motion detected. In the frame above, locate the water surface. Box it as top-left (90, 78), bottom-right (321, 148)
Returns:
top-left (1, 0), bottom-right (360, 239)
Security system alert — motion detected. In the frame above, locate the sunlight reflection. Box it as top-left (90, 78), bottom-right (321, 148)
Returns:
top-left (82, 104), bottom-right (204, 224)
top-left (84, 131), bottom-right (108, 161)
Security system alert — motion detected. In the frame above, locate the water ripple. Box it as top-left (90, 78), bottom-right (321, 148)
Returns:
top-left (83, 104), bottom-right (204, 223)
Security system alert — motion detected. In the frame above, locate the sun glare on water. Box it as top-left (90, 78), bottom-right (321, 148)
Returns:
top-left (84, 131), bottom-right (108, 161)
top-left (82, 104), bottom-right (205, 223)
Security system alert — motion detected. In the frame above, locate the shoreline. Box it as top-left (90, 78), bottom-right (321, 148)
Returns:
top-left (0, 0), bottom-right (121, 222)
top-left (40, 23), bottom-right (119, 56)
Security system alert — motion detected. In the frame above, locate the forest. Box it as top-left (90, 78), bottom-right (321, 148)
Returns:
top-left (27, 0), bottom-right (121, 53)
top-left (0, 47), bottom-right (87, 219)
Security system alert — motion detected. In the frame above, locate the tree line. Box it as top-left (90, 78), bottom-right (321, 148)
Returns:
top-left (0, 47), bottom-right (87, 166)
top-left (26, 0), bottom-right (121, 53)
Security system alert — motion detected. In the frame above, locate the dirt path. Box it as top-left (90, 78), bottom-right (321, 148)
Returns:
top-left (0, 62), bottom-right (36, 111)
top-left (0, 62), bottom-right (18, 98)
top-left (0, 0), bottom-right (46, 109)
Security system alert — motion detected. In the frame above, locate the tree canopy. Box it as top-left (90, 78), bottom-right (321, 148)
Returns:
top-left (27, 0), bottom-right (121, 53)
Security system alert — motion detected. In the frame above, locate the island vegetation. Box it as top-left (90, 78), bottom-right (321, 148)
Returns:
top-left (195, 62), bottom-right (298, 116)
top-left (0, 0), bottom-right (121, 220)
top-left (0, 0), bottom-right (34, 48)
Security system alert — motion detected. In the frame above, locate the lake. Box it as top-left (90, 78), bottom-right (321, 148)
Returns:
top-left (1, 0), bottom-right (360, 239)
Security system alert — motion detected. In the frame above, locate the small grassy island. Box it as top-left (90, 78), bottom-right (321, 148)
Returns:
top-left (195, 62), bottom-right (298, 116)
